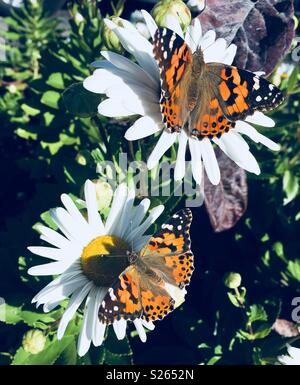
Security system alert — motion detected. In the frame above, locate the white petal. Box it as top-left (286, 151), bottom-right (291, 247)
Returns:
top-left (57, 283), bottom-right (92, 340)
top-left (28, 261), bottom-right (71, 276)
top-left (113, 319), bottom-right (127, 340)
top-left (133, 319), bottom-right (147, 342)
top-left (83, 69), bottom-right (121, 94)
top-left (141, 10), bottom-right (158, 40)
top-left (27, 246), bottom-right (63, 261)
top-left (189, 139), bottom-right (203, 185)
top-left (217, 134), bottom-right (261, 175)
top-left (174, 130), bottom-right (188, 181)
top-left (127, 205), bottom-right (164, 243)
top-left (200, 30), bottom-right (216, 51)
top-left (125, 116), bottom-right (162, 141)
top-left (60, 194), bottom-right (89, 229)
top-left (77, 292), bottom-right (95, 357)
top-left (98, 98), bottom-right (135, 117)
top-left (199, 138), bottom-right (220, 185)
top-left (37, 225), bottom-right (70, 249)
top-left (34, 276), bottom-right (88, 307)
top-left (51, 207), bottom-right (89, 244)
top-left (84, 180), bottom-right (105, 235)
top-left (234, 121), bottom-right (280, 151)
top-left (219, 44), bottom-right (237, 65)
top-left (105, 184), bottom-right (128, 234)
top-left (165, 15), bottom-right (184, 38)
top-left (100, 50), bottom-right (158, 91)
top-left (203, 38), bottom-right (227, 63)
top-left (141, 320), bottom-right (155, 331)
top-left (104, 19), bottom-right (159, 83)
top-left (130, 198), bottom-right (150, 229)
top-left (245, 111), bottom-right (275, 127)
top-left (93, 322), bottom-right (106, 347)
top-left (133, 235), bottom-right (150, 253)
top-left (185, 18), bottom-right (202, 53)
top-left (112, 186), bottom-right (135, 239)
top-left (147, 131), bottom-right (177, 170)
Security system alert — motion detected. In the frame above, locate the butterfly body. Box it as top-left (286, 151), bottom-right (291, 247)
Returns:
top-left (98, 209), bottom-right (194, 324)
top-left (153, 28), bottom-right (285, 141)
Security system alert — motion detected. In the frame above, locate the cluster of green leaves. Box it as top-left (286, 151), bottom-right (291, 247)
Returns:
top-left (0, 0), bottom-right (299, 366)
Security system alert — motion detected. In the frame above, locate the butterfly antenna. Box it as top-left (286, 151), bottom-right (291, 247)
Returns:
top-left (184, 21), bottom-right (198, 51)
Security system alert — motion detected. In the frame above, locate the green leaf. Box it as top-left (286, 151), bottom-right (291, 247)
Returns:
top-left (62, 82), bottom-right (102, 118)
top-left (46, 73), bottom-right (65, 90)
top-left (227, 292), bottom-right (241, 308)
top-left (283, 170), bottom-right (299, 205)
top-left (3, 304), bottom-right (61, 329)
top-left (287, 260), bottom-right (300, 283)
top-left (12, 336), bottom-right (75, 365)
top-left (247, 305), bottom-right (268, 324)
top-left (41, 90), bottom-right (60, 109)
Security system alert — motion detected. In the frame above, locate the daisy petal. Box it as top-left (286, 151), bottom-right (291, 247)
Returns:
top-left (165, 15), bottom-right (184, 39)
top-left (141, 320), bottom-right (155, 331)
top-left (133, 319), bottom-right (147, 343)
top-left (147, 131), bottom-right (177, 170)
top-left (27, 246), bottom-right (63, 261)
top-left (235, 121), bottom-right (280, 151)
top-left (185, 18), bottom-right (202, 53)
top-left (189, 139), bottom-right (203, 185)
top-left (245, 111), bottom-right (275, 127)
top-left (84, 180), bottom-right (105, 235)
top-left (98, 98), bottom-right (136, 117)
top-left (141, 9), bottom-right (158, 40)
top-left (199, 138), bottom-right (220, 185)
top-left (113, 319), bottom-right (127, 340)
top-left (125, 116), bottom-right (162, 141)
top-left (174, 130), bottom-right (188, 181)
top-left (37, 225), bottom-right (70, 249)
top-left (57, 283), bottom-right (92, 340)
top-left (105, 184), bottom-right (128, 234)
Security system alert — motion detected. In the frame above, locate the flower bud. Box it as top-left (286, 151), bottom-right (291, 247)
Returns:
top-left (103, 17), bottom-right (124, 54)
top-left (152, 0), bottom-right (191, 32)
top-left (223, 272), bottom-right (242, 289)
top-left (187, 0), bottom-right (206, 13)
top-left (92, 180), bottom-right (114, 211)
top-left (22, 330), bottom-right (46, 354)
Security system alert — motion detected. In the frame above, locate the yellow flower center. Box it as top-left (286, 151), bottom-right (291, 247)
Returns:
top-left (80, 235), bottom-right (130, 286)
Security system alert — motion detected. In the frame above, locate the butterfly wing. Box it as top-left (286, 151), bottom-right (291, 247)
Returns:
top-left (153, 28), bottom-right (193, 133)
top-left (98, 263), bottom-right (176, 323)
top-left (141, 208), bottom-right (194, 289)
top-left (189, 64), bottom-right (284, 139)
top-left (98, 266), bottom-right (142, 324)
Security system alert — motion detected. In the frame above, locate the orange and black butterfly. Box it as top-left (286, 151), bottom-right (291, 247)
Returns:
top-left (153, 28), bottom-right (284, 140)
top-left (98, 209), bottom-right (193, 324)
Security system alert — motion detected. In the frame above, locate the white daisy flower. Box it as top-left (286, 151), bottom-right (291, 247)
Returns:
top-left (83, 10), bottom-right (280, 186)
top-left (278, 345), bottom-right (300, 365)
top-left (28, 180), bottom-right (167, 357)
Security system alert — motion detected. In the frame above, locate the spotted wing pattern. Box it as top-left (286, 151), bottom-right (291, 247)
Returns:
top-left (153, 28), bottom-right (192, 133)
top-left (98, 210), bottom-right (194, 324)
top-left (189, 64), bottom-right (284, 140)
top-left (141, 209), bottom-right (194, 288)
top-left (98, 266), bottom-right (142, 324)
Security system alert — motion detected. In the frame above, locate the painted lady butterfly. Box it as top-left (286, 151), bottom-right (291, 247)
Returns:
top-left (98, 208), bottom-right (193, 323)
top-left (153, 28), bottom-right (285, 140)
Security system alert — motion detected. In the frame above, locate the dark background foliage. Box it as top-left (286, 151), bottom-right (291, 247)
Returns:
top-left (0, 0), bottom-right (299, 365)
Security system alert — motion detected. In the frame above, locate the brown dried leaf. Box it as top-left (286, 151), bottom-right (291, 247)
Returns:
top-left (199, 0), bottom-right (295, 75)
